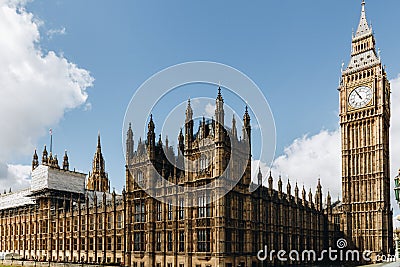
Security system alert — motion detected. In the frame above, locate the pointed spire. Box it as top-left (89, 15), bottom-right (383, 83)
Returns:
top-left (295, 182), bottom-right (299, 200)
top-left (354, 0), bottom-right (372, 39)
top-left (126, 122), bottom-right (134, 160)
top-left (215, 87), bottom-right (225, 126)
top-left (287, 179), bottom-right (291, 196)
top-left (178, 128), bottom-right (184, 154)
top-left (97, 132), bottom-right (101, 150)
top-left (268, 170), bottom-right (273, 190)
top-left (232, 114), bottom-right (237, 140)
top-left (257, 167), bottom-right (262, 186)
top-left (148, 114), bottom-right (155, 132)
top-left (278, 175), bottom-right (283, 193)
top-left (42, 145), bottom-right (48, 164)
top-left (88, 133), bottom-right (108, 192)
top-left (327, 191), bottom-right (332, 206)
top-left (186, 98), bottom-right (193, 122)
top-left (63, 150), bottom-right (69, 171)
top-left (32, 149), bottom-right (39, 171)
top-left (217, 86), bottom-right (224, 102)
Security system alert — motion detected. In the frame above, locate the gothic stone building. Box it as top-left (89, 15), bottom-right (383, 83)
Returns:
top-left (0, 1), bottom-right (393, 266)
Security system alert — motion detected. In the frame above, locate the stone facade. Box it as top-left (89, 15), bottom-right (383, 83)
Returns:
top-left (0, 2), bottom-right (393, 266)
top-left (338, 0), bottom-right (393, 255)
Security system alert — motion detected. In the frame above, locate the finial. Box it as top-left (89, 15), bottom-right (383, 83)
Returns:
top-left (97, 132), bottom-right (101, 148)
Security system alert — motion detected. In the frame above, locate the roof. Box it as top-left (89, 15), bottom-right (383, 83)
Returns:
top-left (354, 1), bottom-right (372, 40)
top-left (0, 189), bottom-right (35, 210)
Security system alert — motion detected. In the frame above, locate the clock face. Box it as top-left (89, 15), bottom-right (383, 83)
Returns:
top-left (348, 86), bottom-right (373, 109)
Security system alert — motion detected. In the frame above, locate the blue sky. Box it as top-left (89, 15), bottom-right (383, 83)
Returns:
top-left (5, 0), bottom-right (400, 197)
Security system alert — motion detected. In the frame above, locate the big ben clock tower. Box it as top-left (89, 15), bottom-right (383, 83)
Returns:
top-left (339, 0), bottom-right (392, 254)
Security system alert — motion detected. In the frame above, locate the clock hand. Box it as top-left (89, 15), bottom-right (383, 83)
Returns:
top-left (355, 90), bottom-right (362, 99)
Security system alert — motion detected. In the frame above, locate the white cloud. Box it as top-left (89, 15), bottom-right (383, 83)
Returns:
top-left (0, 0), bottom-right (94, 190)
top-left (272, 130), bottom-right (341, 198)
top-left (47, 27), bottom-right (66, 39)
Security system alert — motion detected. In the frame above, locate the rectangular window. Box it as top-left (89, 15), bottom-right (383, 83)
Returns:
top-left (167, 231), bottom-right (173, 251)
top-left (90, 216), bottom-right (94, 230)
top-left (134, 232), bottom-right (145, 251)
top-left (197, 229), bottom-right (210, 252)
top-left (198, 194), bottom-right (211, 218)
top-left (156, 232), bottom-right (161, 251)
top-left (117, 213), bottom-right (123, 229)
top-left (98, 237), bottom-right (103, 250)
top-left (178, 198), bottom-right (184, 220)
top-left (226, 229), bottom-right (232, 253)
top-left (116, 236), bottom-right (122, 250)
top-left (238, 230), bottom-right (245, 252)
top-left (74, 219), bottom-right (78, 232)
top-left (98, 215), bottom-right (103, 230)
top-left (59, 221), bottom-right (64, 233)
top-left (89, 238), bottom-right (94, 250)
top-left (81, 238), bottom-right (86, 250)
top-left (179, 231), bottom-right (185, 252)
top-left (81, 219), bottom-right (86, 231)
top-left (238, 198), bottom-right (243, 221)
top-left (135, 202), bottom-right (146, 223)
top-left (157, 202), bottom-right (162, 221)
top-left (107, 237), bottom-right (112, 250)
top-left (167, 200), bottom-right (173, 220)
top-left (108, 215), bottom-right (113, 229)
top-left (225, 195), bottom-right (231, 218)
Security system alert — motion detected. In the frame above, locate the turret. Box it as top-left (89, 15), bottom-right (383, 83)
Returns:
top-left (243, 106), bottom-right (251, 144)
top-left (315, 179), bottom-right (323, 211)
top-left (278, 176), bottom-right (283, 198)
top-left (257, 167), bottom-right (262, 186)
top-left (294, 183), bottom-right (299, 203)
top-left (87, 133), bottom-right (109, 192)
top-left (215, 87), bottom-right (224, 125)
top-left (327, 191), bottom-right (332, 207)
top-left (287, 180), bottom-right (291, 199)
top-left (185, 99), bottom-right (194, 149)
top-left (231, 115), bottom-right (237, 140)
top-left (147, 115), bottom-right (156, 161)
top-left (178, 128), bottom-right (184, 155)
top-left (308, 189), bottom-right (313, 207)
top-left (42, 145), bottom-right (48, 165)
top-left (126, 123), bottom-right (134, 161)
top-left (302, 186), bottom-right (306, 205)
top-left (268, 171), bottom-right (273, 195)
top-left (63, 150), bottom-right (69, 171)
top-left (32, 149), bottom-right (39, 171)
top-left (215, 87), bottom-right (225, 142)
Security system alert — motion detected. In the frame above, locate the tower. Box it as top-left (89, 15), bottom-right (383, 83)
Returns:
top-left (87, 133), bottom-right (110, 192)
top-left (339, 1), bottom-right (392, 254)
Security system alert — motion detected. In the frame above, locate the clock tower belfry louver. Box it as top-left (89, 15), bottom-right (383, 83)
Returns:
top-left (339, 0), bottom-right (392, 254)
